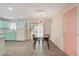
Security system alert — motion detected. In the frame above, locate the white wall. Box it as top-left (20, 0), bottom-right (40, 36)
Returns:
top-left (26, 21), bottom-right (30, 40)
top-left (50, 15), bottom-right (63, 51)
top-left (44, 19), bottom-right (51, 35)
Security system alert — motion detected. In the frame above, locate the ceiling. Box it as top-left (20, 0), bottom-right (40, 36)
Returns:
top-left (0, 3), bottom-right (67, 20)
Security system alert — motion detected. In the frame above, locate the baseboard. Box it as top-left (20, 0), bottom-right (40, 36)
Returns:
top-left (50, 39), bottom-right (63, 51)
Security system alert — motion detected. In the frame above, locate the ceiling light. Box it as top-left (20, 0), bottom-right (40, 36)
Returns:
top-left (4, 16), bottom-right (8, 18)
top-left (8, 7), bottom-right (13, 10)
top-left (20, 16), bottom-right (23, 18)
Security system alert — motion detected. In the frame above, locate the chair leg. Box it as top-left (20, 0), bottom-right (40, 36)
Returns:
top-left (33, 40), bottom-right (37, 49)
top-left (38, 40), bottom-right (40, 47)
top-left (47, 40), bottom-right (49, 49)
top-left (42, 40), bottom-right (44, 47)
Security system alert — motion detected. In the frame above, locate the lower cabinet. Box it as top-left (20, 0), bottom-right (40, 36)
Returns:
top-left (4, 31), bottom-right (16, 40)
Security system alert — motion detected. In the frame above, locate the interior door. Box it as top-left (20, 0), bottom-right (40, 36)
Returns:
top-left (63, 7), bottom-right (77, 55)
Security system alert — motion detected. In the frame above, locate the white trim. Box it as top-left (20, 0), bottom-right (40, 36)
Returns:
top-left (50, 39), bottom-right (64, 51)
top-left (77, 4), bottom-right (79, 56)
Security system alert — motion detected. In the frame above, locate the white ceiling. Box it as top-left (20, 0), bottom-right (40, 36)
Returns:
top-left (0, 3), bottom-right (66, 20)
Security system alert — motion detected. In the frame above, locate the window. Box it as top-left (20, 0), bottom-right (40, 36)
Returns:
top-left (9, 22), bottom-right (16, 31)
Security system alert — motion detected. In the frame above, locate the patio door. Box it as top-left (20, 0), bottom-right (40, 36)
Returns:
top-left (63, 7), bottom-right (77, 55)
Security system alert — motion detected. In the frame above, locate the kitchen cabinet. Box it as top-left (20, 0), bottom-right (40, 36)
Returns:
top-left (0, 20), bottom-right (9, 29)
top-left (4, 31), bottom-right (16, 40)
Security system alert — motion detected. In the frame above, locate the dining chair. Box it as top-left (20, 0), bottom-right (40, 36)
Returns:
top-left (32, 34), bottom-right (50, 49)
top-left (43, 34), bottom-right (50, 49)
top-left (32, 34), bottom-right (40, 49)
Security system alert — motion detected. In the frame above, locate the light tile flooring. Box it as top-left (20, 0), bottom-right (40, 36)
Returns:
top-left (4, 40), bottom-right (67, 56)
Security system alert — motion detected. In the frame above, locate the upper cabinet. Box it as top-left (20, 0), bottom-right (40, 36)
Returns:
top-left (16, 20), bottom-right (26, 29)
top-left (0, 19), bottom-right (9, 29)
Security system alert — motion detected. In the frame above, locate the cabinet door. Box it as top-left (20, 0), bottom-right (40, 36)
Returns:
top-left (4, 31), bottom-right (16, 40)
top-left (63, 7), bottom-right (77, 55)
top-left (16, 20), bottom-right (25, 29)
top-left (0, 20), bottom-right (9, 28)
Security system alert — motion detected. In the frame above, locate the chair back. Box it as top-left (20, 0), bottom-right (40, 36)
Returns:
top-left (32, 34), bottom-right (35, 40)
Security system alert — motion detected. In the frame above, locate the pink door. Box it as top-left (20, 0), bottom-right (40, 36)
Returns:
top-left (63, 7), bottom-right (77, 56)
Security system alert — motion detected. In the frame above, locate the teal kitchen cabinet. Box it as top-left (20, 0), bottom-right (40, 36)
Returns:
top-left (0, 20), bottom-right (9, 29)
top-left (16, 20), bottom-right (25, 29)
top-left (4, 31), bottom-right (16, 40)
